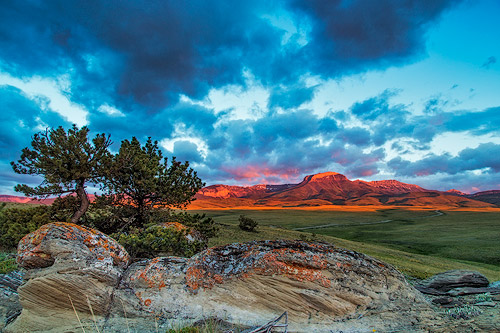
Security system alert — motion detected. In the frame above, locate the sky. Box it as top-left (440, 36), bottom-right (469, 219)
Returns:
top-left (1, 0), bottom-right (500, 194)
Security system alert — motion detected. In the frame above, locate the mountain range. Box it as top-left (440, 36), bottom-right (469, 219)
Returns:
top-left (2, 171), bottom-right (499, 209)
top-left (193, 172), bottom-right (499, 209)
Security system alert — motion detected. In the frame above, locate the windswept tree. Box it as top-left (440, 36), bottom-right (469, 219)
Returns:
top-left (11, 125), bottom-right (112, 223)
top-left (100, 137), bottom-right (204, 229)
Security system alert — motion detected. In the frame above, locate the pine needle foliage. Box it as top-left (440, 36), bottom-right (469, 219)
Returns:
top-left (100, 137), bottom-right (204, 229)
top-left (10, 125), bottom-right (111, 223)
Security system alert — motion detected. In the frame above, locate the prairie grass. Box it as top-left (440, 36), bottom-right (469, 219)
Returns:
top-left (195, 209), bottom-right (500, 280)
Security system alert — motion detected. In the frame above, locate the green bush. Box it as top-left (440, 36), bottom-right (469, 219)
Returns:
top-left (238, 215), bottom-right (258, 232)
top-left (113, 224), bottom-right (207, 259)
top-left (0, 253), bottom-right (17, 274)
top-left (151, 210), bottom-right (218, 240)
top-left (0, 205), bottom-right (52, 250)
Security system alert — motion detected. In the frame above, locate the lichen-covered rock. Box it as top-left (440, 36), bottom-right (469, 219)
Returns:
top-left (6, 222), bottom-right (130, 332)
top-left (17, 222), bottom-right (130, 269)
top-left (113, 240), bottom-right (439, 332)
top-left (6, 225), bottom-right (454, 332)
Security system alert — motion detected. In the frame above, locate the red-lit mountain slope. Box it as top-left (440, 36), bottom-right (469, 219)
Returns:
top-left (192, 172), bottom-right (495, 208)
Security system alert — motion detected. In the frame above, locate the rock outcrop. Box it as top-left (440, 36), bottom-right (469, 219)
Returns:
top-left (0, 271), bottom-right (23, 330)
top-left (115, 240), bottom-right (439, 332)
top-left (416, 270), bottom-right (500, 296)
top-left (7, 222), bottom-right (130, 332)
top-left (6, 222), bottom-right (444, 332)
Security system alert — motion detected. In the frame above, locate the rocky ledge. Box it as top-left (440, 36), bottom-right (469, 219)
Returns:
top-left (0, 222), bottom-right (460, 332)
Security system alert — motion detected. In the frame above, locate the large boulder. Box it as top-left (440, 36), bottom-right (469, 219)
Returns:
top-left (416, 270), bottom-right (491, 295)
top-left (5, 223), bottom-right (445, 332)
top-left (6, 222), bottom-right (130, 332)
top-left (113, 240), bottom-right (439, 332)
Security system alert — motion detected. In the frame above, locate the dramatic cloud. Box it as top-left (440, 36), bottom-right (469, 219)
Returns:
top-left (288, 0), bottom-right (461, 75)
top-left (2, 0), bottom-right (500, 194)
top-left (389, 143), bottom-right (500, 177)
top-left (0, 85), bottom-right (71, 193)
top-left (0, 0), bottom-right (460, 113)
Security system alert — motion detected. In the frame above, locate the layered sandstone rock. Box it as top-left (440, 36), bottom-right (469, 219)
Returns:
top-left (113, 240), bottom-right (439, 332)
top-left (6, 222), bottom-right (130, 332)
top-left (6, 223), bottom-right (443, 332)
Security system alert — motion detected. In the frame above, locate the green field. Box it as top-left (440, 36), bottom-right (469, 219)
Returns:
top-left (192, 209), bottom-right (500, 280)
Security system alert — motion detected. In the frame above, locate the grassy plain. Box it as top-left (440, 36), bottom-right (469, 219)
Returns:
top-left (191, 208), bottom-right (500, 280)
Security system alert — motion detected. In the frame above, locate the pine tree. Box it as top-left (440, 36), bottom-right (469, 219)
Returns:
top-left (100, 137), bottom-right (204, 229)
top-left (11, 125), bottom-right (112, 223)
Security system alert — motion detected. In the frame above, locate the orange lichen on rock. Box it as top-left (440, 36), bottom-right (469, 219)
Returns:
top-left (128, 257), bottom-right (188, 290)
top-left (185, 240), bottom-right (339, 291)
top-left (17, 222), bottom-right (130, 269)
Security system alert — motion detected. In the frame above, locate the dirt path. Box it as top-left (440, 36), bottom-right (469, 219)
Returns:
top-left (293, 210), bottom-right (444, 231)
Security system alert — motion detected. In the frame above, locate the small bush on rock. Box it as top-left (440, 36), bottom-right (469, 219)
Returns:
top-left (238, 215), bottom-right (258, 232)
top-left (113, 224), bottom-right (206, 259)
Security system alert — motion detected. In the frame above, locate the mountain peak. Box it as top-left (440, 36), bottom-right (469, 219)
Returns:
top-left (446, 189), bottom-right (467, 196)
top-left (307, 171), bottom-right (344, 181)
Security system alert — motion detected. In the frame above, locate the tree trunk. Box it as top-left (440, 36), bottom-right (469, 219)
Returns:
top-left (71, 180), bottom-right (89, 224)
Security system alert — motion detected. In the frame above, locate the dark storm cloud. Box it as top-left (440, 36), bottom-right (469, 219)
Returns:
top-left (0, 85), bottom-right (71, 159)
top-left (0, 0), bottom-right (477, 188)
top-left (0, 0), bottom-right (461, 114)
top-left (288, 0), bottom-right (461, 76)
top-left (0, 85), bottom-right (72, 193)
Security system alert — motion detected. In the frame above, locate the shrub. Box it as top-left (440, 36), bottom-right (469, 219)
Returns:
top-left (152, 210), bottom-right (218, 240)
top-left (0, 253), bottom-right (17, 274)
top-left (446, 304), bottom-right (482, 319)
top-left (238, 215), bottom-right (258, 232)
top-left (113, 224), bottom-right (206, 259)
top-left (0, 205), bottom-right (52, 250)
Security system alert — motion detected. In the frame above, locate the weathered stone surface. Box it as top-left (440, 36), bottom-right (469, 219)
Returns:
top-left (17, 222), bottom-right (130, 269)
top-left (431, 297), bottom-right (454, 305)
top-left (416, 270), bottom-right (489, 294)
top-left (5, 223), bottom-right (451, 332)
top-left (446, 286), bottom-right (500, 296)
top-left (475, 301), bottom-right (496, 307)
top-left (6, 222), bottom-right (130, 332)
top-left (0, 271), bottom-right (23, 330)
top-left (113, 240), bottom-right (439, 332)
